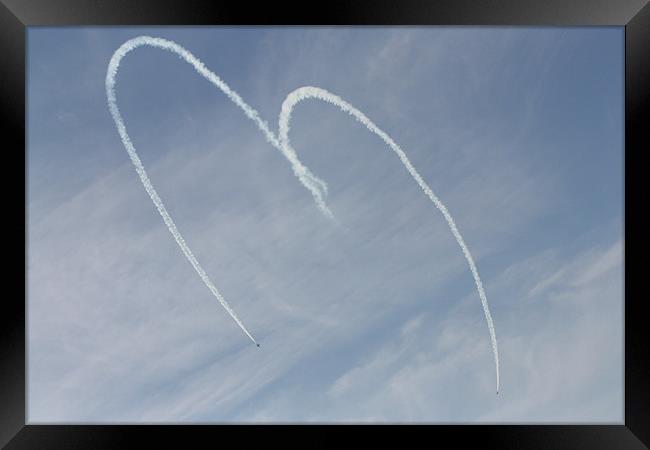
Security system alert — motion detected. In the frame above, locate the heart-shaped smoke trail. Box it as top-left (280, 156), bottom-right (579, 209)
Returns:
top-left (105, 36), bottom-right (499, 393)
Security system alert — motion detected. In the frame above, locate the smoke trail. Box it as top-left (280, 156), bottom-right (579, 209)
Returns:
top-left (278, 87), bottom-right (499, 393)
top-left (106, 36), bottom-right (499, 393)
top-left (105, 36), bottom-right (270, 345)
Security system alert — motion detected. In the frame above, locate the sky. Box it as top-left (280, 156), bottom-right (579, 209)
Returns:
top-left (27, 27), bottom-right (624, 423)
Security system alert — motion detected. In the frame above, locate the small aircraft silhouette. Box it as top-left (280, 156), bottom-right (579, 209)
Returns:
top-left (256, 343), bottom-right (260, 348)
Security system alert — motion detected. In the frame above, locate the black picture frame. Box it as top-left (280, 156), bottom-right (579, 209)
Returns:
top-left (2, 0), bottom-right (648, 447)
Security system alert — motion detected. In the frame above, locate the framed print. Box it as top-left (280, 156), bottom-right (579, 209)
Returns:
top-left (2, 0), bottom-right (649, 447)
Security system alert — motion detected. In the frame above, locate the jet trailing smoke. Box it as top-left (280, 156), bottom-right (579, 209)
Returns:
top-left (106, 36), bottom-right (499, 393)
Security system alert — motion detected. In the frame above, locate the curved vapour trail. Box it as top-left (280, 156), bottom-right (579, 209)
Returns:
top-left (106, 36), bottom-right (267, 345)
top-left (106, 36), bottom-right (499, 392)
top-left (279, 87), bottom-right (499, 393)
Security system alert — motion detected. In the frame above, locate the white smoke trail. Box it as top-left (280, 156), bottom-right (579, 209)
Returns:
top-left (105, 36), bottom-right (271, 345)
top-left (106, 36), bottom-right (499, 393)
top-left (278, 87), bottom-right (499, 393)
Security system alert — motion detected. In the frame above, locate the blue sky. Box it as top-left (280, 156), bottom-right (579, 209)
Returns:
top-left (27, 27), bottom-right (623, 423)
